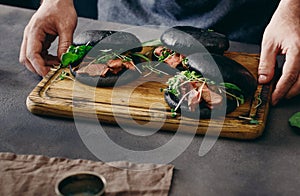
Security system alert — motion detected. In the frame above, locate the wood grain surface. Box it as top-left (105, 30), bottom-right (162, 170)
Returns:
top-left (27, 52), bottom-right (272, 139)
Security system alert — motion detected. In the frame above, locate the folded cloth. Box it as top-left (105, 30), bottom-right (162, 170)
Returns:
top-left (0, 152), bottom-right (174, 196)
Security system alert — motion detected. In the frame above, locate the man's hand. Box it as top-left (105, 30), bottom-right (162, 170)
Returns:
top-left (19, 0), bottom-right (77, 76)
top-left (259, 0), bottom-right (300, 105)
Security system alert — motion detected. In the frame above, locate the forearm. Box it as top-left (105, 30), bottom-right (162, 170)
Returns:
top-left (40, 0), bottom-right (74, 4)
top-left (40, 0), bottom-right (75, 8)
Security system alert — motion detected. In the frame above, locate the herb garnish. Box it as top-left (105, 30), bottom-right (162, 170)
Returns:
top-left (58, 71), bottom-right (74, 81)
top-left (238, 116), bottom-right (259, 125)
top-left (218, 82), bottom-right (244, 107)
top-left (171, 108), bottom-right (177, 118)
top-left (164, 70), bottom-right (245, 114)
top-left (255, 93), bottom-right (262, 109)
top-left (153, 47), bottom-right (176, 62)
top-left (61, 43), bottom-right (93, 67)
top-left (131, 52), bottom-right (169, 77)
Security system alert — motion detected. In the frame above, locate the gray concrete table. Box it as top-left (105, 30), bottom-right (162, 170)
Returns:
top-left (1, 4), bottom-right (300, 196)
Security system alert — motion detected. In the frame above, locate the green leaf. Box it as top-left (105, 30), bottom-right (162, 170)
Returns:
top-left (220, 82), bottom-right (242, 92)
top-left (289, 112), bottom-right (300, 128)
top-left (171, 108), bottom-right (177, 118)
top-left (238, 94), bottom-right (245, 105)
top-left (182, 57), bottom-right (189, 66)
top-left (60, 45), bottom-right (93, 67)
top-left (59, 71), bottom-right (67, 80)
top-left (250, 119), bottom-right (259, 125)
top-left (132, 53), bottom-right (151, 62)
top-left (61, 53), bottom-right (78, 67)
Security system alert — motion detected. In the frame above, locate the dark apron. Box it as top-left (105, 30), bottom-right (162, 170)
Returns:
top-left (97, 0), bottom-right (279, 43)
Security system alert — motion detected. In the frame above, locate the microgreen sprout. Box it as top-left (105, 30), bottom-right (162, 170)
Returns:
top-left (142, 63), bottom-right (169, 77)
top-left (171, 109), bottom-right (177, 118)
top-left (59, 71), bottom-right (68, 80)
top-left (255, 93), bottom-right (262, 109)
top-left (58, 71), bottom-right (74, 81)
top-left (238, 116), bottom-right (259, 125)
top-left (182, 57), bottom-right (189, 67)
top-left (153, 47), bottom-right (177, 62)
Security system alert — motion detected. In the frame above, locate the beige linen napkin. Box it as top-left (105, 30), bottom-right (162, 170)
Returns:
top-left (0, 152), bottom-right (174, 196)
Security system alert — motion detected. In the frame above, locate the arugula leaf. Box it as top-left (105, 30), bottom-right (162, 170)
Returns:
top-left (250, 119), bottom-right (259, 125)
top-left (61, 45), bottom-right (93, 67)
top-left (219, 82), bottom-right (242, 92)
top-left (132, 53), bottom-right (151, 62)
top-left (61, 53), bottom-right (78, 67)
top-left (182, 70), bottom-right (202, 80)
top-left (289, 112), bottom-right (300, 129)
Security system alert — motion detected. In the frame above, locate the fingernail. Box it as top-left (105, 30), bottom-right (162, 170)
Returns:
top-left (259, 75), bottom-right (267, 82)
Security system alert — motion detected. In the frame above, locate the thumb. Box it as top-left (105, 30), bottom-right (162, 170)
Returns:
top-left (57, 31), bottom-right (73, 59)
top-left (258, 40), bottom-right (278, 84)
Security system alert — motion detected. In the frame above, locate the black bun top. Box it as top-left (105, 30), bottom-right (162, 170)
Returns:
top-left (160, 26), bottom-right (229, 55)
top-left (73, 30), bottom-right (116, 46)
top-left (73, 30), bottom-right (142, 53)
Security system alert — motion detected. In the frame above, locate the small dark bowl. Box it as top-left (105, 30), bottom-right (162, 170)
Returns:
top-left (55, 172), bottom-right (106, 196)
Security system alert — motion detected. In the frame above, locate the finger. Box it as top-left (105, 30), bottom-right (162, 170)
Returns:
top-left (26, 30), bottom-right (50, 76)
top-left (23, 58), bottom-right (38, 74)
top-left (19, 27), bottom-right (28, 65)
top-left (271, 51), bottom-right (300, 105)
top-left (285, 70), bottom-right (300, 99)
top-left (258, 38), bottom-right (278, 84)
top-left (57, 31), bottom-right (73, 59)
top-left (19, 27), bottom-right (37, 74)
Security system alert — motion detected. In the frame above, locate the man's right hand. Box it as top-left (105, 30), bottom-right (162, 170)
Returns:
top-left (19, 0), bottom-right (77, 76)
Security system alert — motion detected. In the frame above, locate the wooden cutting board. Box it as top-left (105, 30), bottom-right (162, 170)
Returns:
top-left (26, 51), bottom-right (272, 140)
